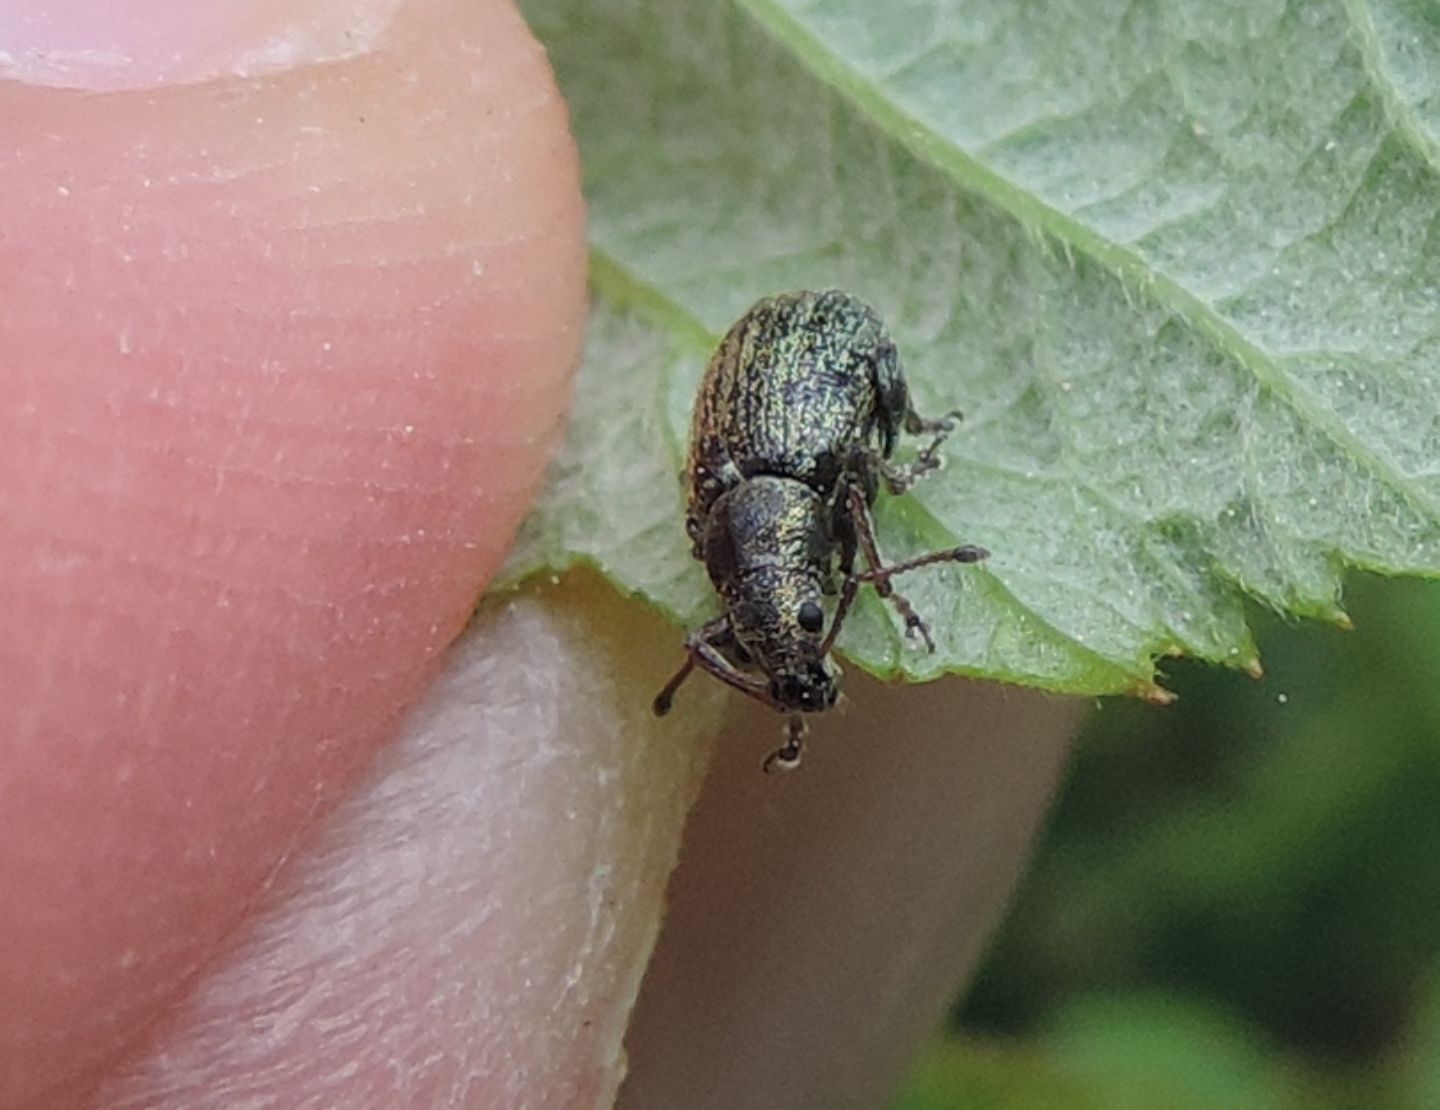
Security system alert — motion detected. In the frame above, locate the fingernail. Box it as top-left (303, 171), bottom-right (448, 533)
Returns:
top-left (0, 0), bottom-right (404, 91)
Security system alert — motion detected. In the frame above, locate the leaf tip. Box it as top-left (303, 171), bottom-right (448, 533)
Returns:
top-left (1134, 681), bottom-right (1177, 707)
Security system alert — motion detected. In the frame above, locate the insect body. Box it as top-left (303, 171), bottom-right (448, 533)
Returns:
top-left (652, 290), bottom-right (987, 771)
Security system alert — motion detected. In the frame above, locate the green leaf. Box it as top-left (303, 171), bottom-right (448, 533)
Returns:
top-left (895, 1036), bottom-right (1215, 1110)
top-left (502, 0), bottom-right (1440, 697)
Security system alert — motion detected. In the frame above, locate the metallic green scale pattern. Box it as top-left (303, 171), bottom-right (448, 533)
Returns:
top-left (684, 290), bottom-right (907, 555)
top-left (699, 476), bottom-right (831, 676)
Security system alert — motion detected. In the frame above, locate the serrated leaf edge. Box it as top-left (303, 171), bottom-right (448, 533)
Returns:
top-left (588, 246), bottom-right (1160, 695)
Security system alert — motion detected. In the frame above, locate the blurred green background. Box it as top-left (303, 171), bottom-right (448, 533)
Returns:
top-left (897, 575), bottom-right (1440, 1110)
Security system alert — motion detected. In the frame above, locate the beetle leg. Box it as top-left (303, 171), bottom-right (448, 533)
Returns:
top-left (653, 615), bottom-right (780, 716)
top-left (691, 638), bottom-right (781, 708)
top-left (854, 545), bottom-right (989, 580)
top-left (885, 408), bottom-right (962, 494)
top-left (904, 406), bottom-right (963, 437)
top-left (818, 572), bottom-right (860, 658)
top-left (652, 655), bottom-right (697, 717)
top-left (653, 615), bottom-right (727, 715)
top-left (762, 715), bottom-right (808, 774)
top-left (815, 468), bottom-right (867, 655)
top-left (842, 483), bottom-right (987, 652)
top-left (842, 483), bottom-right (933, 648)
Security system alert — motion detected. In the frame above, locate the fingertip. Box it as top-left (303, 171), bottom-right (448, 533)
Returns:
top-left (0, 0), bottom-right (586, 1100)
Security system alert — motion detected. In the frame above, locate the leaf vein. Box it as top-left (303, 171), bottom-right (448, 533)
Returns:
top-left (1340, 0), bottom-right (1440, 177)
top-left (736, 0), bottom-right (1440, 530)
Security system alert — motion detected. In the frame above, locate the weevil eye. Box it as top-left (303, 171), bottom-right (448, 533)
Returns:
top-left (797, 600), bottom-right (825, 634)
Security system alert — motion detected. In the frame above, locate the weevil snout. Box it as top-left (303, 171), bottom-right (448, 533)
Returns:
top-left (770, 664), bottom-right (838, 713)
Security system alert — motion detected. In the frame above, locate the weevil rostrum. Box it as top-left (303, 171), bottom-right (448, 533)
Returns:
top-left (652, 290), bottom-right (988, 772)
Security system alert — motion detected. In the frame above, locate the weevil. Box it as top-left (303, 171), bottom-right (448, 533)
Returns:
top-left (652, 290), bottom-right (988, 772)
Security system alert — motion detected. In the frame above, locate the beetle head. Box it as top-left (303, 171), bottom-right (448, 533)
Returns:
top-left (725, 568), bottom-right (839, 713)
top-left (702, 476), bottom-right (842, 712)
